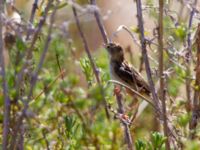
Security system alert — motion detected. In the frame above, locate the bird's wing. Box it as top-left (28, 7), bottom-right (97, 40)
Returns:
top-left (114, 62), bottom-right (151, 94)
top-left (114, 62), bottom-right (134, 84)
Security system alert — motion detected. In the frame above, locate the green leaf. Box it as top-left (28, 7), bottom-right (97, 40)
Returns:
top-left (177, 113), bottom-right (191, 127)
top-left (174, 25), bottom-right (187, 41)
top-left (88, 85), bottom-right (103, 102)
top-left (64, 116), bottom-right (78, 137)
top-left (150, 132), bottom-right (166, 149)
top-left (80, 57), bottom-right (93, 85)
top-left (135, 139), bottom-right (147, 150)
top-left (16, 37), bottom-right (26, 52)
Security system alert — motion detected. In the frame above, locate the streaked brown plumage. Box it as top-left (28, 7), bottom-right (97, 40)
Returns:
top-left (105, 42), bottom-right (151, 96)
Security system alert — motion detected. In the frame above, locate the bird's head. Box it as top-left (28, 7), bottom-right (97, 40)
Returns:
top-left (105, 43), bottom-right (124, 62)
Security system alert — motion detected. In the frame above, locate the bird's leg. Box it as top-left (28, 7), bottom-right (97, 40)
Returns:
top-left (126, 88), bottom-right (140, 113)
top-left (138, 86), bottom-right (144, 93)
top-left (113, 85), bottom-right (121, 96)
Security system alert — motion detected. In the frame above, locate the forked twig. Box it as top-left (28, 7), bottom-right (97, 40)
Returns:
top-left (72, 3), bottom-right (110, 119)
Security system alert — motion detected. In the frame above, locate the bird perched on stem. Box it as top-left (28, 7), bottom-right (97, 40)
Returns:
top-left (105, 42), bottom-right (151, 97)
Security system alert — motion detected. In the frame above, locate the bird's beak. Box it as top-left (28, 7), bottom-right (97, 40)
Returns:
top-left (103, 43), bottom-right (109, 51)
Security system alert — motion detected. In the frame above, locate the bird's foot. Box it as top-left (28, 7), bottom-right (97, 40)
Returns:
top-left (113, 85), bottom-right (121, 96)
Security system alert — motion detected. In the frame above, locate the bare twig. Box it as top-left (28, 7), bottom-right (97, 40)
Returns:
top-left (134, 0), bottom-right (160, 111)
top-left (108, 80), bottom-right (155, 108)
top-left (28, 0), bottom-right (58, 107)
top-left (72, 3), bottom-right (110, 119)
top-left (112, 25), bottom-right (141, 48)
top-left (189, 23), bottom-right (200, 138)
top-left (90, 0), bottom-right (109, 44)
top-left (15, 0), bottom-right (53, 101)
top-left (26, 0), bottom-right (38, 40)
top-left (185, 0), bottom-right (197, 112)
top-left (32, 70), bottom-right (66, 101)
top-left (134, 0), bottom-right (183, 147)
top-left (115, 90), bottom-right (134, 150)
top-left (10, 1), bottom-right (56, 148)
top-left (158, 0), bottom-right (170, 149)
top-left (0, 1), bottom-right (11, 149)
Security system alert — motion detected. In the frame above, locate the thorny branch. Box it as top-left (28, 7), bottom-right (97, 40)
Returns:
top-left (72, 3), bottom-right (110, 119)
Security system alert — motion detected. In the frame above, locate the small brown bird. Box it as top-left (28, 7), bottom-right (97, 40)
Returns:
top-left (105, 42), bottom-right (151, 97)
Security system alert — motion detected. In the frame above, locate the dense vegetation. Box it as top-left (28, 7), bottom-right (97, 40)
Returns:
top-left (1, 0), bottom-right (200, 149)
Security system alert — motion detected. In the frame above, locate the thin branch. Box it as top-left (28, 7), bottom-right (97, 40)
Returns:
top-left (32, 70), bottom-right (66, 101)
top-left (10, 1), bottom-right (56, 148)
top-left (108, 80), bottom-right (155, 108)
top-left (0, 1), bottom-right (11, 149)
top-left (90, 0), bottom-right (109, 44)
top-left (107, 104), bottom-right (131, 125)
top-left (29, 8), bottom-right (55, 97)
top-left (26, 0), bottom-right (38, 40)
top-left (15, 0), bottom-right (53, 101)
top-left (158, 0), bottom-right (170, 149)
top-left (115, 90), bottom-right (134, 150)
top-left (134, 0), bottom-right (182, 147)
top-left (185, 0), bottom-right (197, 112)
top-left (134, 0), bottom-right (160, 111)
top-left (189, 23), bottom-right (200, 138)
top-left (72, 3), bottom-right (110, 119)
top-left (112, 25), bottom-right (141, 48)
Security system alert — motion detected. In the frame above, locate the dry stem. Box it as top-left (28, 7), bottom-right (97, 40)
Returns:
top-left (72, 3), bottom-right (110, 119)
top-left (158, 0), bottom-right (170, 149)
